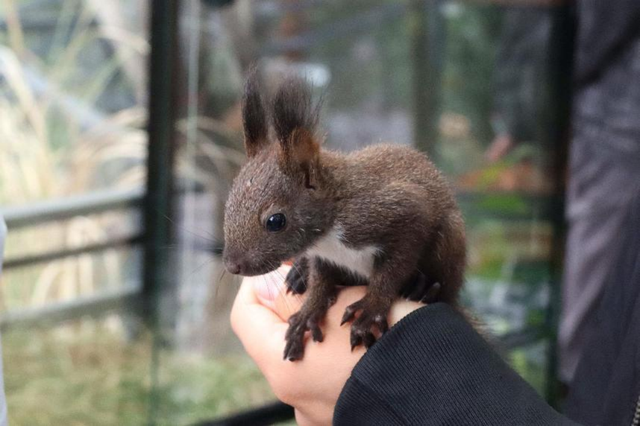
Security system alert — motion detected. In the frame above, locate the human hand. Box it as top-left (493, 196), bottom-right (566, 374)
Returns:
top-left (230, 266), bottom-right (424, 426)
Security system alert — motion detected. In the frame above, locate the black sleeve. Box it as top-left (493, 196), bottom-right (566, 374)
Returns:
top-left (333, 303), bottom-right (579, 426)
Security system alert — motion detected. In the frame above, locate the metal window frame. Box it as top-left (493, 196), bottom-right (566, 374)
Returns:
top-left (0, 188), bottom-right (145, 330)
top-left (143, 0), bottom-right (179, 318)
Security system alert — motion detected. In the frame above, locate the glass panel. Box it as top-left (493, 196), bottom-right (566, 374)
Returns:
top-left (0, 0), bottom-right (149, 207)
top-left (437, 3), bottom-right (566, 340)
top-left (168, 1), bottom-right (569, 421)
top-left (165, 1), bottom-right (567, 423)
top-left (1, 0), bottom-right (150, 423)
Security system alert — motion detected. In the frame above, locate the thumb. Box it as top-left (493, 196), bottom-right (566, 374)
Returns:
top-left (252, 267), bottom-right (304, 321)
top-left (230, 268), bottom-right (305, 373)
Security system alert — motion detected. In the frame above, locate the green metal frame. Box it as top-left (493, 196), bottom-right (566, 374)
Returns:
top-left (143, 0), bottom-right (180, 319)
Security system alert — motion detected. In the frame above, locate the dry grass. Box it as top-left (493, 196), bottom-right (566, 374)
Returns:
top-left (3, 315), bottom-right (275, 425)
top-left (0, 0), bottom-right (148, 308)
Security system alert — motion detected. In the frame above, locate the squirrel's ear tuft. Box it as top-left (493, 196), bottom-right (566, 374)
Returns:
top-left (242, 70), bottom-right (269, 158)
top-left (273, 78), bottom-right (322, 187)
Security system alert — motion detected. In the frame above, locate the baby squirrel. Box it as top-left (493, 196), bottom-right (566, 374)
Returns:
top-left (223, 73), bottom-right (466, 361)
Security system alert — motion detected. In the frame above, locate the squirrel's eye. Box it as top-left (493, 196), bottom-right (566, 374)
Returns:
top-left (266, 213), bottom-right (286, 232)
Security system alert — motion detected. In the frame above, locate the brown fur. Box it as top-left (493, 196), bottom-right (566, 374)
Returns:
top-left (224, 74), bottom-right (466, 360)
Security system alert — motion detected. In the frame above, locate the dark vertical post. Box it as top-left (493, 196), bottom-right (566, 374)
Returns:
top-left (543, 3), bottom-right (574, 407)
top-left (411, 0), bottom-right (443, 160)
top-left (143, 0), bottom-right (179, 322)
top-left (144, 1), bottom-right (179, 424)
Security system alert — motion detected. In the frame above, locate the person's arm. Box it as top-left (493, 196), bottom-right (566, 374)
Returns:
top-left (334, 303), bottom-right (578, 425)
top-left (231, 268), bottom-right (580, 426)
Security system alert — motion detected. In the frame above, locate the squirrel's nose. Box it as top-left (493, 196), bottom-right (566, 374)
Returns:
top-left (226, 261), bottom-right (242, 275)
top-left (223, 252), bottom-right (244, 275)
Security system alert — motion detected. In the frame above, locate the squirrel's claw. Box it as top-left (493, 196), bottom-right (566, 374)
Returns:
top-left (284, 312), bottom-right (307, 361)
top-left (421, 282), bottom-right (441, 304)
top-left (340, 299), bottom-right (363, 326)
top-left (283, 310), bottom-right (325, 361)
top-left (284, 265), bottom-right (308, 295)
top-left (343, 299), bottom-right (390, 351)
top-left (400, 272), bottom-right (442, 303)
top-left (283, 337), bottom-right (304, 361)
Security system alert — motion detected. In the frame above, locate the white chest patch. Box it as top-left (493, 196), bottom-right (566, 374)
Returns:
top-left (306, 226), bottom-right (380, 279)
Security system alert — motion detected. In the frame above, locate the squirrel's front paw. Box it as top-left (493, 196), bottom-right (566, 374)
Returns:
top-left (341, 299), bottom-right (389, 350)
top-left (283, 310), bottom-right (324, 361)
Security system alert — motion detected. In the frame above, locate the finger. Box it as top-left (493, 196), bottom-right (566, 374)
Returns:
top-left (273, 280), bottom-right (305, 322)
top-left (251, 268), bottom-right (288, 309)
top-left (230, 268), bottom-right (307, 373)
top-left (251, 266), bottom-right (305, 322)
top-left (389, 299), bottom-right (424, 326)
top-left (230, 279), bottom-right (290, 369)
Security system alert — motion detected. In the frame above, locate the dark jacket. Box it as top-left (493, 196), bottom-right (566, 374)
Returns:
top-left (563, 184), bottom-right (640, 424)
top-left (334, 188), bottom-right (640, 425)
top-left (334, 303), bottom-right (578, 425)
top-left (573, 0), bottom-right (640, 165)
